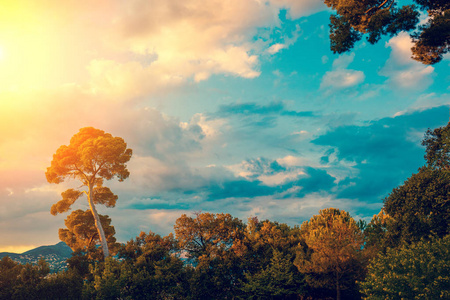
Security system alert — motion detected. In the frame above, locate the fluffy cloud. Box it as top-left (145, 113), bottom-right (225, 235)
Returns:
top-left (100, 0), bottom-right (312, 92)
top-left (379, 32), bottom-right (435, 90)
top-left (320, 53), bottom-right (365, 89)
top-left (0, 0), bottom-right (327, 103)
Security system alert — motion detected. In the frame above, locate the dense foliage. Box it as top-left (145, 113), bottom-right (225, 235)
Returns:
top-left (324, 0), bottom-right (449, 64)
top-left (384, 166), bottom-right (450, 245)
top-left (360, 235), bottom-right (450, 299)
top-left (0, 256), bottom-right (83, 300)
top-left (59, 210), bottom-right (120, 260)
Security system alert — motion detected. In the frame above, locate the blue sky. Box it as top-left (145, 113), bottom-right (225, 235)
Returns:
top-left (0, 0), bottom-right (448, 252)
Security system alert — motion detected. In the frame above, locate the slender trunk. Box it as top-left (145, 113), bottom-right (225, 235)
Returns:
top-left (336, 270), bottom-right (341, 300)
top-left (88, 182), bottom-right (110, 259)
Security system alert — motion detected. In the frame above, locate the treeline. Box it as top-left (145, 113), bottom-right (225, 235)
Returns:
top-left (1, 125), bottom-right (450, 299)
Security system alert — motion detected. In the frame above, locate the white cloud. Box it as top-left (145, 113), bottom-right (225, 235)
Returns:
top-left (320, 53), bottom-right (365, 90)
top-left (268, 43), bottom-right (287, 54)
top-left (277, 155), bottom-right (314, 167)
top-left (105, 0), bottom-right (278, 88)
top-left (83, 0), bottom-right (325, 97)
top-left (0, 0), bottom-right (326, 105)
top-left (379, 32), bottom-right (435, 90)
top-left (266, 24), bottom-right (302, 55)
top-left (321, 69), bottom-right (365, 89)
top-left (332, 53), bottom-right (355, 69)
top-left (190, 113), bottom-right (227, 139)
top-left (87, 59), bottom-right (187, 101)
top-left (258, 171), bottom-right (304, 186)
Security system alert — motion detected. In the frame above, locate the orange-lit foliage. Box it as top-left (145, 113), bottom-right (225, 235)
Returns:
top-left (174, 212), bottom-right (245, 259)
top-left (59, 209), bottom-right (119, 260)
top-left (46, 127), bottom-right (132, 185)
top-left (46, 127), bottom-right (132, 258)
top-left (295, 208), bottom-right (365, 300)
top-left (174, 212), bottom-right (247, 298)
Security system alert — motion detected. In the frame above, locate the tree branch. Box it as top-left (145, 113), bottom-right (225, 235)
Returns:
top-left (88, 232), bottom-right (99, 248)
top-left (365, 0), bottom-right (394, 15)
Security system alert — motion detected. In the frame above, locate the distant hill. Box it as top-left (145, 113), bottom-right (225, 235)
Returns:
top-left (0, 242), bottom-right (73, 273)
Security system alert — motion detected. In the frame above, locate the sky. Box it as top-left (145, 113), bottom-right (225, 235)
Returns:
top-left (0, 0), bottom-right (449, 253)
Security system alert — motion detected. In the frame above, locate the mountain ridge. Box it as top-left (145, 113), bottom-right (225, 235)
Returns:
top-left (0, 242), bottom-right (73, 273)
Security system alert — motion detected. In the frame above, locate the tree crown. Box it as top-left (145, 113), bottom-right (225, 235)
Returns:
top-left (46, 127), bottom-right (132, 185)
top-left (46, 127), bottom-right (131, 216)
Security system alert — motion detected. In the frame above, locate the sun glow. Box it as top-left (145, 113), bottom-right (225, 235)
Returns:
top-left (0, 2), bottom-right (97, 91)
top-left (0, 245), bottom-right (37, 254)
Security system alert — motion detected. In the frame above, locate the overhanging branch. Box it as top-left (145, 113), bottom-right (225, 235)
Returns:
top-left (365, 0), bottom-right (395, 15)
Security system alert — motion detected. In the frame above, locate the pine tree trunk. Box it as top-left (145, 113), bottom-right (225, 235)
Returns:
top-left (88, 182), bottom-right (110, 259)
top-left (336, 270), bottom-right (341, 300)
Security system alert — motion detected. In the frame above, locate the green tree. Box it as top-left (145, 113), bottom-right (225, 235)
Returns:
top-left (38, 269), bottom-right (83, 300)
top-left (59, 209), bottom-right (119, 260)
top-left (324, 0), bottom-right (449, 64)
top-left (380, 123), bottom-right (450, 247)
top-left (46, 127), bottom-right (132, 259)
top-left (237, 217), bottom-right (305, 299)
top-left (383, 166), bottom-right (450, 245)
top-left (174, 212), bottom-right (246, 298)
top-left (360, 235), bottom-right (450, 299)
top-left (174, 212), bottom-right (245, 260)
top-left (362, 209), bottom-right (396, 256)
top-left (0, 256), bottom-right (22, 299)
top-left (0, 256), bottom-right (51, 300)
top-left (66, 250), bottom-right (92, 279)
top-left (423, 122), bottom-right (450, 170)
top-left (295, 208), bottom-right (365, 300)
top-left (241, 250), bottom-right (304, 299)
top-left (85, 232), bottom-right (189, 300)
top-left (242, 218), bottom-right (302, 268)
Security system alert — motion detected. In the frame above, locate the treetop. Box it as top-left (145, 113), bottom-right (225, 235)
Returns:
top-left (46, 127), bottom-right (132, 185)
